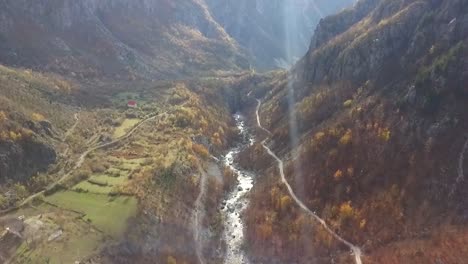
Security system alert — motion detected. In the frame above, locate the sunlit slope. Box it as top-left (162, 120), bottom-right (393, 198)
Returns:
top-left (244, 0), bottom-right (468, 263)
top-left (206, 0), bottom-right (355, 69)
top-left (0, 65), bottom-right (75, 184)
top-left (0, 0), bottom-right (248, 81)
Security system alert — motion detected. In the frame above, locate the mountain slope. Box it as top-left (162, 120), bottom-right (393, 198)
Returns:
top-left (245, 0), bottom-right (468, 263)
top-left (206, 0), bottom-right (355, 69)
top-left (0, 64), bottom-right (75, 200)
top-left (0, 0), bottom-right (248, 81)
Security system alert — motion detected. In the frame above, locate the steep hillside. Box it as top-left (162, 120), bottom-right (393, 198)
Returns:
top-left (0, 64), bottom-right (77, 207)
top-left (206, 0), bottom-right (355, 69)
top-left (0, 0), bottom-right (248, 81)
top-left (245, 0), bottom-right (468, 263)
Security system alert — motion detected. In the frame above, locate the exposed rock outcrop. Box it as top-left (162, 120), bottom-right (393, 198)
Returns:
top-left (0, 139), bottom-right (56, 183)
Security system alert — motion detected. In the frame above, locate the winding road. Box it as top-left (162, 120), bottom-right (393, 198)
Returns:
top-left (63, 113), bottom-right (80, 142)
top-left (450, 135), bottom-right (468, 197)
top-left (256, 99), bottom-right (363, 264)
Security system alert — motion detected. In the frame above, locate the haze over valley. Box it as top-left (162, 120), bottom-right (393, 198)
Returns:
top-left (0, 1), bottom-right (467, 264)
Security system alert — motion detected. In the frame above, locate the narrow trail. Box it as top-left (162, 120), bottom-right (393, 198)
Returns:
top-left (255, 99), bottom-right (363, 264)
top-left (192, 164), bottom-right (207, 264)
top-left (450, 136), bottom-right (468, 197)
top-left (63, 113), bottom-right (80, 142)
top-left (456, 137), bottom-right (468, 184)
top-left (62, 113), bottom-right (79, 157)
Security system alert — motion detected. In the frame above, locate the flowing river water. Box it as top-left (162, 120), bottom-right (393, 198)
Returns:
top-left (220, 102), bottom-right (362, 264)
top-left (222, 113), bottom-right (255, 264)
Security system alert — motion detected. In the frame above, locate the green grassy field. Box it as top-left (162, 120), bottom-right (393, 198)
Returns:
top-left (45, 191), bottom-right (138, 238)
top-left (73, 173), bottom-right (128, 194)
top-left (113, 118), bottom-right (141, 138)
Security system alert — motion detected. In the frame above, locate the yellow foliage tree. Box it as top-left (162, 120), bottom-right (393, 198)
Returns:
top-left (211, 132), bottom-right (223, 146)
top-left (359, 219), bottom-right (367, 229)
top-left (339, 129), bottom-right (352, 145)
top-left (0, 111), bottom-right (7, 121)
top-left (192, 143), bottom-right (209, 159)
top-left (338, 201), bottom-right (355, 221)
top-left (9, 131), bottom-right (21, 141)
top-left (32, 112), bottom-right (46, 121)
top-left (167, 256), bottom-right (177, 264)
top-left (0, 131), bottom-right (9, 141)
top-left (314, 131), bottom-right (326, 142)
top-left (280, 195), bottom-right (292, 211)
top-left (333, 170), bottom-right (343, 180)
top-left (270, 187), bottom-right (280, 208)
top-left (343, 99), bottom-right (353, 108)
top-left (257, 223), bottom-right (273, 240)
top-left (379, 128), bottom-right (391, 142)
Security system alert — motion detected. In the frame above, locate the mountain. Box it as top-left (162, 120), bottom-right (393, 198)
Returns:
top-left (0, 0), bottom-right (355, 81)
top-left (0, 65), bottom-right (75, 184)
top-left (1, 0), bottom-right (467, 263)
top-left (0, 0), bottom-right (248, 81)
top-left (206, 0), bottom-right (355, 69)
top-left (245, 0), bottom-right (468, 262)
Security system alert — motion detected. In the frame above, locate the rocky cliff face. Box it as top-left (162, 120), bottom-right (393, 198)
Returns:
top-left (0, 138), bottom-right (56, 183)
top-left (246, 0), bottom-right (468, 262)
top-left (206, 0), bottom-right (355, 69)
top-left (0, 65), bottom-right (74, 185)
top-left (0, 0), bottom-right (248, 80)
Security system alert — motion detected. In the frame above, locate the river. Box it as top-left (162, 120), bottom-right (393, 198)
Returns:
top-left (222, 113), bottom-right (255, 264)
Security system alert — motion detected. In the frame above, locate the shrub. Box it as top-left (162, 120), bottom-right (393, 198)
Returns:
top-left (343, 99), bottom-right (353, 108)
top-left (75, 169), bottom-right (92, 181)
top-left (0, 111), bottom-right (7, 121)
top-left (155, 163), bottom-right (177, 187)
top-left (14, 183), bottom-right (28, 200)
top-left (192, 143), bottom-right (209, 159)
top-left (379, 128), bottom-right (391, 142)
top-left (90, 163), bottom-right (107, 173)
top-left (88, 178), bottom-right (108, 186)
top-left (9, 131), bottom-right (21, 141)
top-left (359, 219), bottom-right (367, 229)
top-left (333, 170), bottom-right (344, 180)
top-left (0, 131), bottom-right (8, 141)
top-left (0, 194), bottom-right (8, 208)
top-left (338, 201), bottom-right (356, 221)
top-left (31, 112), bottom-right (46, 121)
top-left (257, 223), bottom-right (273, 240)
top-left (280, 195), bottom-right (292, 211)
top-left (314, 131), bottom-right (326, 142)
top-left (167, 256), bottom-right (177, 264)
top-left (339, 129), bottom-right (352, 146)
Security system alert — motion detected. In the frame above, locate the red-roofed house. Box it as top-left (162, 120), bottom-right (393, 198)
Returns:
top-left (127, 100), bottom-right (137, 108)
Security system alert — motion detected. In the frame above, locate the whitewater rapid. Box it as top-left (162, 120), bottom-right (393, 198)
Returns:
top-left (222, 113), bottom-right (254, 264)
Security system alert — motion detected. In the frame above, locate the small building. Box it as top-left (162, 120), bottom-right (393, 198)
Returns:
top-left (127, 100), bottom-right (137, 108)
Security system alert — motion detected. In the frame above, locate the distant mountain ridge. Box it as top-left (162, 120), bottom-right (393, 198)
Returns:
top-left (206, 0), bottom-right (355, 69)
top-left (0, 0), bottom-right (247, 80)
top-left (0, 0), bottom-right (355, 80)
